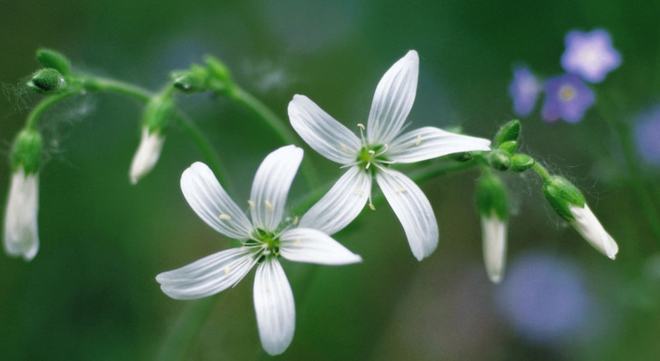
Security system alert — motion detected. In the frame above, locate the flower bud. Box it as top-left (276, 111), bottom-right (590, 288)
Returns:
top-left (27, 68), bottom-right (66, 93)
top-left (488, 149), bottom-right (511, 171)
top-left (510, 153), bottom-right (535, 172)
top-left (5, 129), bottom-right (42, 261)
top-left (171, 65), bottom-right (208, 93)
top-left (450, 152), bottom-right (473, 162)
top-left (129, 93), bottom-right (173, 184)
top-left (493, 119), bottom-right (521, 147)
top-left (476, 173), bottom-right (509, 283)
top-left (36, 48), bottom-right (71, 75)
top-left (542, 176), bottom-right (618, 259)
top-left (498, 140), bottom-right (518, 154)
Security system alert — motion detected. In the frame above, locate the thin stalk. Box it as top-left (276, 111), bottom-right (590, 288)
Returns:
top-left (530, 162), bottom-right (552, 183)
top-left (25, 91), bottom-right (79, 129)
top-left (82, 76), bottom-right (153, 101)
top-left (229, 86), bottom-right (320, 186)
top-left (156, 296), bottom-right (217, 361)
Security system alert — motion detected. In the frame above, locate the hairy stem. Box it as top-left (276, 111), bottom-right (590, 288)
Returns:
top-left (25, 91), bottom-right (79, 129)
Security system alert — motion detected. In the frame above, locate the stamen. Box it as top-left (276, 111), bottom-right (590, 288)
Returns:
top-left (218, 213), bottom-right (232, 221)
top-left (396, 187), bottom-right (407, 194)
top-left (292, 216), bottom-right (299, 225)
top-left (224, 265), bottom-right (231, 275)
top-left (415, 134), bottom-right (422, 146)
top-left (265, 200), bottom-right (274, 211)
top-left (357, 123), bottom-right (367, 145)
top-left (248, 200), bottom-right (256, 208)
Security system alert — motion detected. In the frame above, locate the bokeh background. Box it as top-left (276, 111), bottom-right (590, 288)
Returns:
top-left (2, 0), bottom-right (660, 360)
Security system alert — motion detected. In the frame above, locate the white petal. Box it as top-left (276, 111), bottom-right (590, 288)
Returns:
top-left (3, 170), bottom-right (39, 261)
top-left (130, 128), bottom-right (165, 184)
top-left (288, 95), bottom-right (361, 164)
top-left (367, 50), bottom-right (419, 145)
top-left (250, 145), bottom-right (303, 232)
top-left (481, 215), bottom-right (507, 283)
top-left (156, 247), bottom-right (257, 300)
top-left (280, 228), bottom-right (362, 265)
top-left (569, 204), bottom-right (619, 260)
top-left (181, 162), bottom-right (253, 240)
top-left (388, 126), bottom-right (491, 163)
top-left (253, 259), bottom-right (295, 355)
top-left (376, 169), bottom-right (438, 261)
top-left (299, 166), bottom-right (371, 235)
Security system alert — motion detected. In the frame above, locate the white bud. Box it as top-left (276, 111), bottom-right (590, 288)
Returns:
top-left (3, 170), bottom-right (39, 261)
top-left (129, 128), bottom-right (165, 185)
top-left (569, 204), bottom-right (619, 260)
top-left (481, 214), bottom-right (507, 283)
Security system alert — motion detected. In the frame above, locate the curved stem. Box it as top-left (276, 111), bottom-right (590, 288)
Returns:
top-left (82, 76), bottom-right (153, 101)
top-left (156, 297), bottom-right (217, 361)
top-left (229, 86), bottom-right (320, 186)
top-left (530, 162), bottom-right (552, 183)
top-left (25, 91), bottom-right (79, 129)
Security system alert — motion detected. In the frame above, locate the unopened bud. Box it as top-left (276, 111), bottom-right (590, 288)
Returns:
top-left (28, 68), bottom-right (66, 93)
top-left (476, 173), bottom-right (509, 283)
top-left (171, 65), bottom-right (208, 93)
top-left (36, 48), bottom-right (71, 75)
top-left (498, 140), bottom-right (518, 154)
top-left (542, 176), bottom-right (585, 222)
top-left (488, 150), bottom-right (511, 171)
top-left (476, 173), bottom-right (508, 220)
top-left (493, 119), bottom-right (521, 147)
top-left (510, 153), bottom-right (535, 172)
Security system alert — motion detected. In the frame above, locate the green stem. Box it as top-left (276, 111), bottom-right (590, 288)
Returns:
top-left (25, 91), bottom-right (79, 129)
top-left (82, 76), bottom-right (153, 101)
top-left (229, 86), bottom-right (320, 186)
top-left (530, 162), bottom-right (552, 183)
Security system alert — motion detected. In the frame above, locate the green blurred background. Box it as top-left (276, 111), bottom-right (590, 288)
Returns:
top-left (2, 0), bottom-right (660, 360)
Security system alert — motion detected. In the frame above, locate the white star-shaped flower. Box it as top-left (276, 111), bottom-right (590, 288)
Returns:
top-left (288, 50), bottom-right (491, 261)
top-left (156, 145), bottom-right (362, 355)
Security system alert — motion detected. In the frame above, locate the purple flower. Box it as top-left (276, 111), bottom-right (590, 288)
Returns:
top-left (495, 252), bottom-right (592, 344)
top-left (509, 65), bottom-right (542, 117)
top-left (561, 29), bottom-right (621, 83)
top-left (634, 105), bottom-right (660, 166)
top-left (541, 74), bottom-right (595, 123)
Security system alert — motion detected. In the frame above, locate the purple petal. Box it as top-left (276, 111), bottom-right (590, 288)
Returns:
top-left (509, 65), bottom-right (542, 117)
top-left (561, 29), bottom-right (622, 83)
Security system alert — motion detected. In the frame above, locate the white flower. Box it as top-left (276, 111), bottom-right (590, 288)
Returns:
top-left (156, 145), bottom-right (361, 356)
top-left (288, 50), bottom-right (491, 261)
top-left (569, 204), bottom-right (618, 260)
top-left (129, 128), bottom-right (165, 184)
top-left (480, 215), bottom-right (507, 283)
top-left (3, 170), bottom-right (39, 261)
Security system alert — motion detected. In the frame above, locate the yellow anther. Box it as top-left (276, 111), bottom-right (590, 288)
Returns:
top-left (415, 134), bottom-right (422, 146)
top-left (218, 213), bottom-right (232, 221)
top-left (248, 200), bottom-right (256, 208)
top-left (357, 123), bottom-right (366, 130)
top-left (265, 200), bottom-right (274, 211)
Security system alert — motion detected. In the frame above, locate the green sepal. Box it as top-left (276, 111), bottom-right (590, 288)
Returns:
top-left (450, 152), bottom-right (473, 162)
top-left (476, 172), bottom-right (508, 220)
top-left (171, 64), bottom-right (208, 93)
top-left (204, 55), bottom-right (234, 94)
top-left (488, 149), bottom-right (511, 171)
top-left (10, 129), bottom-right (43, 174)
top-left (498, 140), bottom-right (518, 154)
top-left (493, 119), bottom-right (521, 147)
top-left (27, 68), bottom-right (67, 93)
top-left (142, 92), bottom-right (175, 133)
top-left (542, 176), bottom-right (586, 222)
top-left (510, 153), bottom-right (535, 172)
top-left (36, 48), bottom-right (71, 75)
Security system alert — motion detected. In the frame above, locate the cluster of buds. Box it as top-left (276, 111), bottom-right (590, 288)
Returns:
top-left (475, 119), bottom-right (618, 283)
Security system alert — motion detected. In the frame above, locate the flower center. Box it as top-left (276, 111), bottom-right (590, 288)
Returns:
top-left (250, 228), bottom-right (280, 258)
top-left (559, 85), bottom-right (576, 102)
top-left (357, 144), bottom-right (388, 171)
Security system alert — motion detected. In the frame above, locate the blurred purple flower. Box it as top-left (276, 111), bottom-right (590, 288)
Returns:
top-left (634, 105), bottom-right (660, 166)
top-left (561, 29), bottom-right (621, 83)
top-left (509, 65), bottom-right (542, 117)
top-left (541, 74), bottom-right (595, 123)
top-left (496, 251), bottom-right (591, 344)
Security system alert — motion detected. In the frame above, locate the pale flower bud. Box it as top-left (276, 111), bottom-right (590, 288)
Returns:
top-left (129, 128), bottom-right (165, 184)
top-left (568, 204), bottom-right (619, 260)
top-left (3, 170), bottom-right (39, 261)
top-left (481, 215), bottom-right (507, 283)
